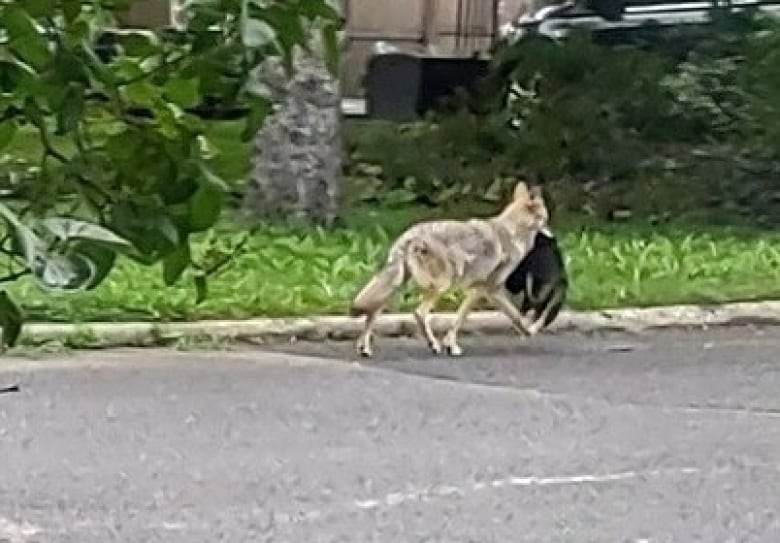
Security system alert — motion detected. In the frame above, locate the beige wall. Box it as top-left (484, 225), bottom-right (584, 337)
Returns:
top-left (116, 0), bottom-right (506, 97)
top-left (118, 0), bottom-right (172, 29)
top-left (344, 0), bottom-right (500, 96)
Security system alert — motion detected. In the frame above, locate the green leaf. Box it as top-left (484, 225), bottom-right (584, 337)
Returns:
top-left (0, 202), bottom-right (45, 269)
top-left (124, 80), bottom-right (159, 107)
top-left (64, 19), bottom-right (90, 41)
top-left (241, 97), bottom-right (273, 141)
top-left (0, 121), bottom-right (18, 152)
top-left (73, 243), bottom-right (117, 290)
top-left (194, 273), bottom-right (208, 304)
top-left (51, 49), bottom-right (91, 86)
top-left (298, 0), bottom-right (342, 21)
top-left (163, 241), bottom-right (191, 285)
top-left (79, 42), bottom-right (117, 86)
top-left (164, 77), bottom-right (201, 109)
top-left (243, 18), bottom-right (277, 48)
top-left (251, 4), bottom-right (305, 73)
top-left (245, 74), bottom-right (273, 101)
top-left (2, 6), bottom-right (53, 71)
top-left (35, 253), bottom-right (95, 290)
top-left (153, 216), bottom-right (181, 247)
top-left (198, 162), bottom-right (230, 191)
top-left (56, 82), bottom-right (85, 135)
top-left (42, 218), bottom-right (132, 249)
top-left (188, 182), bottom-right (223, 232)
top-left (117, 32), bottom-right (159, 58)
top-left (62, 0), bottom-right (83, 22)
top-left (321, 22), bottom-right (340, 78)
top-left (110, 207), bottom-right (181, 264)
top-left (0, 291), bottom-right (24, 349)
top-left (0, 59), bottom-right (35, 94)
top-left (156, 176), bottom-right (198, 207)
top-left (268, 6), bottom-right (306, 47)
top-left (113, 56), bottom-right (145, 82)
top-left (19, 0), bottom-right (54, 18)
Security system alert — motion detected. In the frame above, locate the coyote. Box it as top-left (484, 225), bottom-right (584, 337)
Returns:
top-left (350, 181), bottom-right (550, 357)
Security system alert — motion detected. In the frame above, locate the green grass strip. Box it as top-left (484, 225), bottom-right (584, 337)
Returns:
top-left (8, 218), bottom-right (780, 323)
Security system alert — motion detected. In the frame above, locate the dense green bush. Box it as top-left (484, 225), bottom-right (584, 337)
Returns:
top-left (345, 10), bottom-right (780, 226)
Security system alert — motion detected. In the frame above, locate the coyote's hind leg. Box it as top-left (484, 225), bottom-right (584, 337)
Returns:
top-left (413, 289), bottom-right (445, 354)
top-left (356, 307), bottom-right (382, 358)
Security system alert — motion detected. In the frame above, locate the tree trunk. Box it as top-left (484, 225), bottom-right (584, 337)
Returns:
top-left (243, 46), bottom-right (342, 227)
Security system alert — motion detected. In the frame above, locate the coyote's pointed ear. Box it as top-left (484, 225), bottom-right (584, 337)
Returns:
top-left (529, 185), bottom-right (544, 199)
top-left (513, 181), bottom-right (530, 201)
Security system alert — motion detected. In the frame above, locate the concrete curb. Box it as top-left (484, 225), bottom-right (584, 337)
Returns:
top-left (14, 300), bottom-right (780, 349)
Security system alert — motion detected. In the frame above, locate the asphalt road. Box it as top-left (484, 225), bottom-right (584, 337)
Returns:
top-left (1, 326), bottom-right (780, 542)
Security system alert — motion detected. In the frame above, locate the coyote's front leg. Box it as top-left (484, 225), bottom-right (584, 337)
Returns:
top-left (442, 289), bottom-right (482, 356)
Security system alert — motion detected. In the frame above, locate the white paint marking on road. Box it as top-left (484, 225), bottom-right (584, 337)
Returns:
top-left (350, 466), bottom-right (706, 513)
top-left (0, 518), bottom-right (42, 543)
top-left (12, 464), bottom-right (777, 535)
top-left (160, 521), bottom-right (188, 531)
top-left (506, 471), bottom-right (640, 487)
top-left (354, 499), bottom-right (381, 510)
top-left (123, 467), bottom-right (682, 534)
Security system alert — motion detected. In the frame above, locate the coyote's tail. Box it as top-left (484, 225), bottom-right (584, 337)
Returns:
top-left (350, 252), bottom-right (407, 317)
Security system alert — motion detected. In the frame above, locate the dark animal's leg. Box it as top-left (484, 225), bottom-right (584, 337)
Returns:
top-left (489, 289), bottom-right (533, 336)
top-left (526, 284), bottom-right (565, 336)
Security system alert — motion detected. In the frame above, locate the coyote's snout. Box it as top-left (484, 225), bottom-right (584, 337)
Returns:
top-left (350, 181), bottom-right (549, 357)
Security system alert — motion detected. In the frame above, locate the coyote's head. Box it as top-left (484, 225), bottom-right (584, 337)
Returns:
top-left (498, 180), bottom-right (549, 233)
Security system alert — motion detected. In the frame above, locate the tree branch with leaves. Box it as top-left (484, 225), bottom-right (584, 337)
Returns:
top-left (0, 0), bottom-right (343, 348)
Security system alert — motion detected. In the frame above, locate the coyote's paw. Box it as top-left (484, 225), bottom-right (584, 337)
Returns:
top-left (442, 331), bottom-right (463, 357)
top-left (356, 338), bottom-right (373, 358)
top-left (445, 343), bottom-right (463, 357)
top-left (511, 320), bottom-right (532, 337)
top-left (358, 346), bottom-right (373, 358)
top-left (525, 319), bottom-right (543, 337)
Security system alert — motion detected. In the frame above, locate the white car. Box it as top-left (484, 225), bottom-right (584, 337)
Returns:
top-left (501, 0), bottom-right (780, 42)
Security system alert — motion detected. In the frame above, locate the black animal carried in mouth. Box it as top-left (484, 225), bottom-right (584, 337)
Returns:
top-left (504, 229), bottom-right (568, 334)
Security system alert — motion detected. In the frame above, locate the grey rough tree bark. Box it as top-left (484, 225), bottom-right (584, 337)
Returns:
top-left (243, 44), bottom-right (342, 227)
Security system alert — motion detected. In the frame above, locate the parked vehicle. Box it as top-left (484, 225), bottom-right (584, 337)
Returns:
top-left (501, 0), bottom-right (780, 43)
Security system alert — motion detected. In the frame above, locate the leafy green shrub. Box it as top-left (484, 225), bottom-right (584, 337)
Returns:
top-left (345, 11), bottom-right (780, 226)
top-left (343, 114), bottom-right (515, 206)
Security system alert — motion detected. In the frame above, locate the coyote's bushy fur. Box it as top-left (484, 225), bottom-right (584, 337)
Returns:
top-left (350, 181), bottom-right (550, 357)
